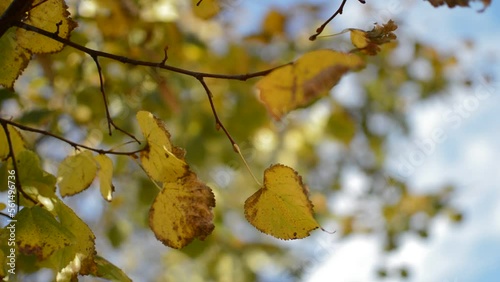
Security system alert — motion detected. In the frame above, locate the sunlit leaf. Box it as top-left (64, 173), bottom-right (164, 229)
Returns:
top-left (256, 50), bottom-right (365, 120)
top-left (15, 206), bottom-right (74, 260)
top-left (94, 154), bottom-right (114, 202)
top-left (0, 0), bottom-right (76, 88)
top-left (244, 164), bottom-right (319, 240)
top-left (57, 151), bottom-right (97, 197)
top-left (16, 150), bottom-right (57, 207)
top-left (16, 0), bottom-right (77, 54)
top-left (149, 172), bottom-right (215, 249)
top-left (137, 111), bottom-right (189, 183)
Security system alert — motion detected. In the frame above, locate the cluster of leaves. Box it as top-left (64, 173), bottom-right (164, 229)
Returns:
top-left (0, 0), bottom-right (490, 281)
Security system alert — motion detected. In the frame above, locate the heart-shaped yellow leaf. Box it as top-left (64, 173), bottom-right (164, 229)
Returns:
top-left (244, 164), bottom-right (319, 240)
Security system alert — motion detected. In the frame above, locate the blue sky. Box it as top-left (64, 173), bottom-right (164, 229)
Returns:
top-left (304, 1), bottom-right (500, 281)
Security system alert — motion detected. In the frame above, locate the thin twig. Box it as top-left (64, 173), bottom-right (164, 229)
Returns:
top-left (91, 56), bottom-right (140, 143)
top-left (309, 0), bottom-right (365, 41)
top-left (197, 78), bottom-right (237, 148)
top-left (0, 121), bottom-right (37, 205)
top-left (0, 117), bottom-right (143, 156)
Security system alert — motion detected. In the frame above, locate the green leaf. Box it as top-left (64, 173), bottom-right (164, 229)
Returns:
top-left (91, 255), bottom-right (132, 282)
top-left (15, 206), bottom-right (74, 260)
top-left (57, 151), bottom-right (97, 197)
top-left (244, 164), bottom-right (319, 240)
top-left (40, 199), bottom-right (97, 279)
top-left (16, 150), bottom-right (57, 208)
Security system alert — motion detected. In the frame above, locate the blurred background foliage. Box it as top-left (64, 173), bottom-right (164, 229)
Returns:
top-left (0, 0), bottom-right (487, 281)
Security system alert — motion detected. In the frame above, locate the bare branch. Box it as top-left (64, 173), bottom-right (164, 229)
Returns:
top-left (309, 0), bottom-right (366, 41)
top-left (0, 117), bottom-right (143, 156)
top-left (0, 120), bottom-right (37, 205)
top-left (91, 56), bottom-right (140, 143)
top-left (13, 22), bottom-right (286, 81)
top-left (197, 78), bottom-right (238, 150)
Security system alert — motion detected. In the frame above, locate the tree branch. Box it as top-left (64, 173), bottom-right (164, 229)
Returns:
top-left (12, 21), bottom-right (290, 148)
top-left (0, 120), bottom-right (37, 205)
top-left (309, 0), bottom-right (366, 41)
top-left (13, 21), bottom-right (286, 81)
top-left (0, 117), bottom-right (143, 156)
top-left (197, 78), bottom-right (238, 150)
top-left (91, 55), bottom-right (140, 143)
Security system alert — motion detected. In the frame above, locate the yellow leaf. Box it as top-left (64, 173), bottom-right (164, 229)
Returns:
top-left (0, 0), bottom-right (76, 87)
top-left (94, 154), bottom-right (114, 202)
top-left (149, 172), bottom-right (215, 249)
top-left (244, 164), bottom-right (319, 240)
top-left (256, 50), bottom-right (364, 120)
top-left (0, 203), bottom-right (5, 210)
top-left (16, 0), bottom-right (77, 54)
top-left (0, 28), bottom-right (31, 89)
top-left (192, 0), bottom-right (221, 20)
top-left (263, 10), bottom-right (287, 37)
top-left (95, 0), bottom-right (131, 38)
top-left (0, 124), bottom-right (27, 159)
top-left (15, 206), bottom-right (74, 260)
top-left (57, 151), bottom-right (97, 197)
top-left (136, 111), bottom-right (189, 183)
top-left (350, 29), bottom-right (369, 49)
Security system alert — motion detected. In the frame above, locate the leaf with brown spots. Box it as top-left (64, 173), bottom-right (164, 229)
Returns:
top-left (15, 206), bottom-right (74, 260)
top-left (149, 172), bottom-right (215, 249)
top-left (256, 50), bottom-right (364, 120)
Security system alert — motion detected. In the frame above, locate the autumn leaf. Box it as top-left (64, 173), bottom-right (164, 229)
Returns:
top-left (149, 172), bottom-right (215, 249)
top-left (244, 164), bottom-right (319, 240)
top-left (91, 255), bottom-right (132, 282)
top-left (137, 111), bottom-right (189, 183)
top-left (94, 154), bottom-right (115, 202)
top-left (137, 111), bottom-right (216, 248)
top-left (0, 0), bottom-right (77, 88)
top-left (57, 151), bottom-right (97, 197)
top-left (427, 0), bottom-right (491, 11)
top-left (16, 150), bottom-right (57, 207)
top-left (350, 20), bottom-right (398, 55)
top-left (256, 50), bottom-right (364, 120)
top-left (15, 206), bottom-right (74, 260)
top-left (0, 124), bottom-right (26, 159)
top-left (192, 0), bottom-right (221, 20)
top-left (39, 199), bottom-right (97, 279)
